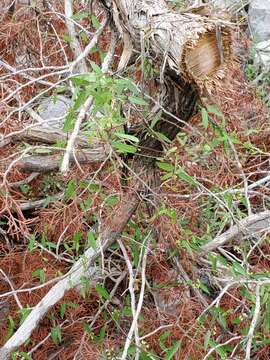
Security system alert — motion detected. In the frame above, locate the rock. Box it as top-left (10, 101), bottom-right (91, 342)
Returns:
top-left (211, 0), bottom-right (243, 10)
top-left (254, 40), bottom-right (270, 68)
top-left (249, 0), bottom-right (270, 42)
top-left (37, 95), bottom-right (72, 129)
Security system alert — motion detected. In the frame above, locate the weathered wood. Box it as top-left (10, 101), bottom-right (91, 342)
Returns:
top-left (0, 147), bottom-right (108, 174)
top-left (1, 126), bottom-right (90, 148)
top-left (111, 0), bottom-right (232, 85)
top-left (15, 148), bottom-right (108, 173)
top-left (200, 211), bottom-right (270, 253)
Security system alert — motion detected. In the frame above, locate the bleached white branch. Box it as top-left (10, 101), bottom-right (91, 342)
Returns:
top-left (0, 236), bottom-right (108, 359)
top-left (200, 211), bottom-right (270, 253)
top-left (203, 335), bottom-right (242, 360)
top-left (60, 96), bottom-right (93, 174)
top-left (118, 239), bottom-right (141, 358)
top-left (64, 0), bottom-right (88, 73)
top-left (69, 18), bottom-right (108, 74)
top-left (245, 284), bottom-right (261, 360)
top-left (120, 233), bottom-right (151, 360)
top-left (0, 269), bottom-right (23, 310)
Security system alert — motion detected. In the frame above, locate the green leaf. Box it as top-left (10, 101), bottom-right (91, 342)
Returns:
top-left (63, 111), bottom-right (74, 131)
top-left (96, 283), bottom-right (110, 300)
top-left (90, 61), bottom-right (102, 74)
top-left (176, 167), bottom-right (197, 186)
top-left (123, 306), bottom-right (132, 317)
top-left (128, 96), bottom-right (148, 106)
top-left (80, 197), bottom-right (93, 211)
top-left (63, 92), bottom-right (88, 132)
top-left (63, 34), bottom-right (72, 43)
top-left (70, 72), bottom-right (96, 85)
top-left (115, 132), bottom-right (139, 143)
top-left (112, 309), bottom-right (121, 322)
top-left (231, 262), bottom-right (247, 277)
top-left (204, 330), bottom-right (211, 349)
top-left (82, 72), bottom-right (97, 83)
top-left (161, 172), bottom-right (174, 181)
top-left (150, 111), bottom-right (162, 129)
top-left (203, 143), bottom-right (212, 153)
top-left (106, 195), bottom-right (119, 207)
top-left (60, 301), bottom-right (77, 319)
top-left (87, 231), bottom-right (97, 249)
top-left (18, 307), bottom-right (32, 325)
top-left (206, 104), bottom-right (224, 119)
top-left (201, 108), bottom-right (209, 129)
top-left (113, 142), bottom-right (137, 154)
top-left (157, 162), bottom-right (174, 172)
top-left (155, 132), bottom-right (172, 144)
top-left (28, 234), bottom-right (36, 252)
top-left (124, 79), bottom-right (139, 94)
top-left (80, 32), bottom-right (89, 44)
top-left (32, 268), bottom-right (46, 284)
top-left (13, 352), bottom-right (33, 360)
top-left (232, 316), bottom-right (242, 325)
top-left (208, 254), bottom-right (217, 273)
top-left (93, 325), bottom-right (106, 343)
top-left (80, 276), bottom-right (91, 298)
top-left (219, 312), bottom-right (227, 329)
top-left (208, 339), bottom-right (227, 359)
top-left (159, 331), bottom-right (171, 351)
top-left (165, 340), bottom-right (181, 360)
top-left (4, 316), bottom-right (16, 342)
top-left (91, 15), bottom-right (101, 29)
top-left (33, 148), bottom-right (52, 154)
top-left (71, 11), bottom-right (89, 21)
top-left (65, 180), bottom-right (76, 200)
top-left (51, 326), bottom-right (62, 345)
top-left (197, 281), bottom-right (210, 295)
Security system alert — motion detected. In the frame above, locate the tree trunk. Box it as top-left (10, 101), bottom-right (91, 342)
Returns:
top-left (110, 0), bottom-right (232, 86)
top-left (107, 0), bottom-right (234, 316)
top-left (106, 0), bottom-right (232, 193)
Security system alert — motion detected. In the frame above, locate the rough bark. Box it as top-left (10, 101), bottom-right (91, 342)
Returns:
top-left (15, 126), bottom-right (91, 148)
top-left (0, 146), bottom-right (108, 173)
top-left (111, 0), bottom-right (232, 85)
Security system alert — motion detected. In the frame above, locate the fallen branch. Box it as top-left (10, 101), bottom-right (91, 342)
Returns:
top-left (64, 0), bottom-right (88, 73)
top-left (61, 96), bottom-right (93, 174)
top-left (9, 173), bottom-right (39, 189)
top-left (0, 192), bottom-right (141, 359)
top-left (0, 146), bottom-right (108, 173)
top-left (0, 125), bottom-right (91, 148)
top-left (18, 192), bottom-right (64, 211)
top-left (245, 283), bottom-right (260, 360)
top-left (200, 211), bottom-right (270, 254)
top-left (119, 234), bottom-right (150, 360)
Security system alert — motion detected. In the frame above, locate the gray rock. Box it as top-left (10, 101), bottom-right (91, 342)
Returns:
top-left (249, 0), bottom-right (270, 42)
top-left (254, 39), bottom-right (270, 68)
top-left (37, 95), bottom-right (72, 129)
top-left (211, 0), bottom-right (244, 11)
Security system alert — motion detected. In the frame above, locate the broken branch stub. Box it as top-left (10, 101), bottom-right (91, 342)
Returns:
top-left (112, 0), bottom-right (233, 87)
